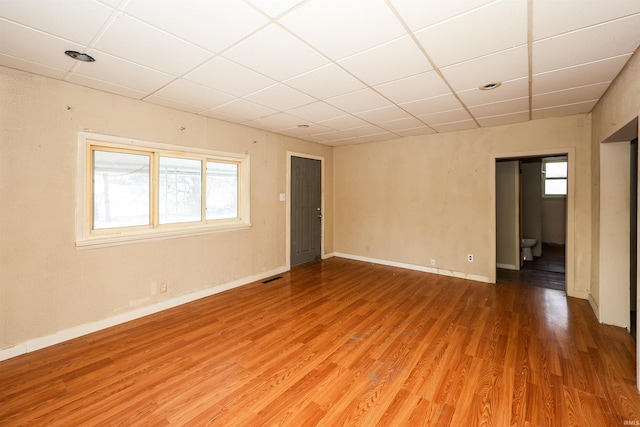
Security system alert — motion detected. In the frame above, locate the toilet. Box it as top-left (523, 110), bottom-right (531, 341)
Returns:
top-left (521, 238), bottom-right (537, 261)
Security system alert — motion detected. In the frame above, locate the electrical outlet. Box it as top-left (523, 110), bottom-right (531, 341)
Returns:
top-left (160, 282), bottom-right (167, 293)
top-left (467, 254), bottom-right (474, 262)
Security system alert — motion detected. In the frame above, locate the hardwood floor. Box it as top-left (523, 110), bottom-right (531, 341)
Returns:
top-left (1, 257), bottom-right (639, 426)
top-left (498, 244), bottom-right (566, 292)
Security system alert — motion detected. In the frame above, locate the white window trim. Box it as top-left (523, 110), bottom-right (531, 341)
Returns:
top-left (76, 132), bottom-right (250, 249)
top-left (542, 156), bottom-right (568, 198)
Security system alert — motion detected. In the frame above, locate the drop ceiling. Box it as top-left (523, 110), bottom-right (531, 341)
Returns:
top-left (1, 0), bottom-right (639, 146)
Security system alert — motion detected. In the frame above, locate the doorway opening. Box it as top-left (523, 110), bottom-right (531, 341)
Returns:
top-left (495, 154), bottom-right (568, 292)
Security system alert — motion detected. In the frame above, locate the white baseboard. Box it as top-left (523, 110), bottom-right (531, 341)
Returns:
top-left (0, 265), bottom-right (289, 363)
top-left (334, 252), bottom-right (491, 284)
top-left (497, 263), bottom-right (519, 270)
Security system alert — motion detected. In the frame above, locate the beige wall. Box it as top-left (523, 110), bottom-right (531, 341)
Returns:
top-left (0, 67), bottom-right (333, 353)
top-left (334, 114), bottom-right (591, 296)
top-left (591, 48), bottom-right (640, 320)
top-left (522, 161), bottom-right (542, 256)
top-left (496, 161), bottom-right (519, 269)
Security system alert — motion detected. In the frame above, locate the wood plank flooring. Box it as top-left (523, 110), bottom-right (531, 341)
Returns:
top-left (1, 257), bottom-right (639, 426)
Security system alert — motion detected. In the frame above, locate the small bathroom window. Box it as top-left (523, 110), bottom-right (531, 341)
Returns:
top-left (542, 156), bottom-right (567, 197)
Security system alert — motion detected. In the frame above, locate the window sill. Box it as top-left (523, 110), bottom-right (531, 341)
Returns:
top-left (76, 221), bottom-right (251, 250)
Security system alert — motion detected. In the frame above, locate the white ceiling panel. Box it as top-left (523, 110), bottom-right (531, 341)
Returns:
top-left (93, 14), bottom-right (212, 76)
top-left (400, 94), bottom-right (464, 117)
top-left (532, 55), bottom-right (630, 95)
top-left (533, 14), bottom-right (640, 74)
top-left (244, 0), bottom-right (305, 18)
top-left (532, 100), bottom-right (598, 120)
top-left (0, 19), bottom-right (84, 71)
top-left (389, 0), bottom-right (496, 32)
top-left (533, 0), bottom-right (640, 41)
top-left (0, 0), bottom-right (113, 45)
top-left (532, 82), bottom-right (610, 110)
top-left (441, 45), bottom-right (528, 92)
top-left (223, 24), bottom-right (328, 81)
top-left (325, 89), bottom-right (393, 114)
top-left (286, 102), bottom-right (347, 123)
top-left (1, 1), bottom-right (638, 146)
top-left (185, 57), bottom-right (275, 98)
top-left (280, 0), bottom-right (406, 60)
top-left (123, 0), bottom-right (268, 53)
top-left (285, 64), bottom-right (366, 100)
top-left (244, 83), bottom-right (315, 112)
top-left (415, 0), bottom-right (527, 68)
top-left (469, 97), bottom-right (529, 119)
top-left (338, 36), bottom-right (432, 86)
top-left (374, 71), bottom-right (450, 104)
top-left (149, 79), bottom-right (236, 111)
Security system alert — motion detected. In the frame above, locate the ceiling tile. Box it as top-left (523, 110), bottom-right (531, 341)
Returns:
top-left (395, 126), bottom-right (437, 137)
top-left (244, 0), bottom-right (305, 18)
top-left (248, 113), bottom-right (306, 130)
top-left (532, 82), bottom-right (610, 110)
top-left (469, 97), bottom-right (529, 118)
top-left (123, 0), bottom-right (268, 53)
top-left (400, 93), bottom-right (463, 116)
top-left (318, 115), bottom-right (370, 131)
top-left (199, 109), bottom-right (245, 123)
top-left (207, 99), bottom-right (277, 121)
top-left (284, 63), bottom-right (366, 100)
top-left (244, 83), bottom-right (315, 111)
top-left (0, 19), bottom-right (84, 71)
top-left (72, 49), bottom-right (175, 94)
top-left (93, 14), bottom-right (212, 76)
top-left (185, 56), bottom-right (275, 98)
top-left (0, 0), bottom-right (113, 45)
top-left (533, 14), bottom-right (640, 74)
top-left (388, 0), bottom-right (496, 32)
top-left (374, 71), bottom-right (451, 104)
top-left (343, 123), bottom-right (390, 138)
top-left (532, 55), bottom-right (630, 94)
top-left (279, 0), bottom-right (406, 60)
top-left (477, 111), bottom-right (530, 127)
top-left (150, 79), bottom-right (236, 111)
top-left (457, 77), bottom-right (528, 106)
top-left (532, 100), bottom-right (597, 119)
top-left (144, 95), bottom-right (205, 114)
top-left (338, 36), bottom-right (432, 86)
top-left (66, 74), bottom-right (148, 99)
top-left (533, 0), bottom-right (640, 41)
top-left (325, 88), bottom-right (392, 114)
top-left (355, 105), bottom-right (412, 123)
top-left (278, 123), bottom-right (335, 138)
top-left (378, 116), bottom-right (426, 132)
top-left (223, 24), bottom-right (328, 81)
top-left (419, 108), bottom-right (473, 126)
top-left (440, 45), bottom-right (528, 92)
top-left (415, 0), bottom-right (527, 68)
top-left (430, 120), bottom-right (478, 133)
top-left (0, 54), bottom-right (67, 79)
top-left (286, 102), bottom-right (346, 123)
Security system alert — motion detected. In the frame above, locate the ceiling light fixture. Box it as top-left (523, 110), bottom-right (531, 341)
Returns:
top-left (297, 124), bottom-right (310, 128)
top-left (64, 50), bottom-right (95, 62)
top-left (479, 82), bottom-right (501, 91)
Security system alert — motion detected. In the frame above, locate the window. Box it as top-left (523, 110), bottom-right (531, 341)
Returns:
top-left (542, 157), bottom-right (567, 197)
top-left (77, 132), bottom-right (250, 247)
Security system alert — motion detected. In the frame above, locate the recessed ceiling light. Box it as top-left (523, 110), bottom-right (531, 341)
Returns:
top-left (297, 124), bottom-right (310, 128)
top-left (65, 50), bottom-right (95, 62)
top-left (479, 82), bottom-right (501, 91)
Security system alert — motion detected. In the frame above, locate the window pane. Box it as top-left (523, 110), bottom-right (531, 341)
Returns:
top-left (206, 162), bottom-right (238, 220)
top-left (159, 157), bottom-right (202, 224)
top-left (545, 178), bottom-right (567, 195)
top-left (93, 150), bottom-right (150, 229)
top-left (545, 161), bottom-right (567, 178)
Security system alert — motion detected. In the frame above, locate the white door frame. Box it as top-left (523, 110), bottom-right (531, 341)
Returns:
top-left (286, 151), bottom-right (325, 269)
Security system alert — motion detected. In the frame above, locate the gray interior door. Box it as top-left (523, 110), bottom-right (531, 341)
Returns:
top-left (291, 156), bottom-right (321, 266)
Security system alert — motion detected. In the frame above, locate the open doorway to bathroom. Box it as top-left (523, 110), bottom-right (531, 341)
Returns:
top-left (496, 155), bottom-right (567, 292)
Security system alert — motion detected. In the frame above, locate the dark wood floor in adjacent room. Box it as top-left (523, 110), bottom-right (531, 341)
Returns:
top-left (1, 257), bottom-right (639, 426)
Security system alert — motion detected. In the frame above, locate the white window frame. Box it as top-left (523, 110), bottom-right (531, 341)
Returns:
top-left (542, 156), bottom-right (568, 198)
top-left (76, 132), bottom-right (250, 248)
